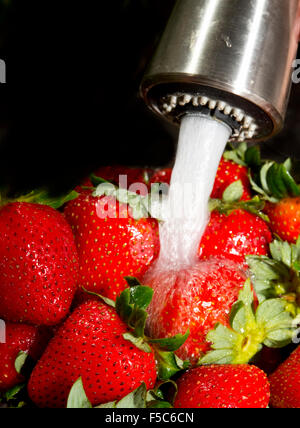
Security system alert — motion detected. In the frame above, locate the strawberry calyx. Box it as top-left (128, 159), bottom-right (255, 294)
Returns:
top-left (223, 142), bottom-right (261, 168)
top-left (247, 236), bottom-right (300, 315)
top-left (82, 277), bottom-right (190, 381)
top-left (0, 188), bottom-right (79, 210)
top-left (224, 142), bottom-right (300, 203)
top-left (209, 180), bottom-right (268, 221)
top-left (92, 176), bottom-right (161, 220)
top-left (249, 158), bottom-right (300, 203)
top-left (198, 279), bottom-right (295, 366)
top-left (0, 383), bottom-right (26, 408)
top-left (67, 378), bottom-right (175, 409)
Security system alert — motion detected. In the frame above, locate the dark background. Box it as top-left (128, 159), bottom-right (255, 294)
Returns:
top-left (0, 0), bottom-right (299, 195)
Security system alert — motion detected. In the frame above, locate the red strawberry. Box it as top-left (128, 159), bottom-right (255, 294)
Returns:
top-left (64, 193), bottom-right (159, 300)
top-left (198, 209), bottom-right (272, 265)
top-left (0, 323), bottom-right (50, 392)
top-left (174, 364), bottom-right (270, 408)
top-left (269, 345), bottom-right (300, 408)
top-left (264, 198), bottom-right (300, 243)
top-left (211, 158), bottom-right (252, 201)
top-left (0, 202), bottom-right (79, 325)
top-left (148, 168), bottom-right (172, 187)
top-left (145, 258), bottom-right (247, 365)
top-left (28, 298), bottom-right (157, 408)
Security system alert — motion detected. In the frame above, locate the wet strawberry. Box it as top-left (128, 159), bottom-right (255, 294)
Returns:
top-left (145, 258), bottom-right (247, 365)
top-left (211, 158), bottom-right (252, 201)
top-left (64, 193), bottom-right (159, 300)
top-left (269, 345), bottom-right (300, 408)
top-left (0, 203), bottom-right (79, 326)
top-left (199, 209), bottom-right (272, 265)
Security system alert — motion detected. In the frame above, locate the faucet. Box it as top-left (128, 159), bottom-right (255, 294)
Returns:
top-left (140, 0), bottom-right (300, 143)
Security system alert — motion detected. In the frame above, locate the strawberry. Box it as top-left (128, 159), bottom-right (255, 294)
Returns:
top-left (211, 157), bottom-right (252, 201)
top-left (246, 237), bottom-right (300, 311)
top-left (244, 154), bottom-right (300, 243)
top-left (28, 282), bottom-right (188, 408)
top-left (0, 323), bottom-right (50, 392)
top-left (145, 258), bottom-right (247, 365)
top-left (146, 267), bottom-right (294, 367)
top-left (148, 168), bottom-right (172, 187)
top-left (0, 202), bottom-right (79, 325)
top-left (269, 345), bottom-right (300, 408)
top-left (28, 299), bottom-right (156, 408)
top-left (174, 364), bottom-right (270, 408)
top-left (198, 209), bottom-right (272, 265)
top-left (64, 193), bottom-right (159, 300)
top-left (264, 198), bottom-right (300, 243)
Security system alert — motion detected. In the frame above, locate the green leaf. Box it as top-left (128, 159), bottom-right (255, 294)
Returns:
top-left (281, 165), bottom-right (300, 197)
top-left (154, 350), bottom-right (188, 380)
top-left (247, 237), bottom-right (300, 309)
top-left (147, 379), bottom-right (178, 406)
top-left (222, 180), bottom-right (244, 203)
top-left (93, 182), bottom-right (151, 220)
top-left (148, 330), bottom-right (189, 352)
top-left (123, 333), bottom-right (152, 353)
top-left (67, 377), bottom-right (92, 409)
top-left (246, 255), bottom-right (293, 302)
top-left (81, 287), bottom-right (116, 308)
top-left (116, 383), bottom-right (147, 408)
top-left (129, 285), bottom-right (153, 310)
top-left (147, 400), bottom-right (173, 408)
top-left (13, 189), bottom-right (79, 209)
top-left (248, 157), bottom-right (300, 202)
top-left (199, 279), bottom-right (295, 366)
top-left (223, 142), bottom-right (248, 166)
top-left (90, 174), bottom-right (109, 186)
top-left (116, 284), bottom-right (153, 339)
top-left (244, 145), bottom-right (261, 168)
top-left (4, 384), bottom-right (25, 401)
top-left (209, 194), bottom-right (268, 221)
top-left (14, 351), bottom-right (28, 375)
top-left (95, 401), bottom-right (117, 408)
top-left (256, 298), bottom-right (294, 347)
top-left (97, 383), bottom-right (148, 409)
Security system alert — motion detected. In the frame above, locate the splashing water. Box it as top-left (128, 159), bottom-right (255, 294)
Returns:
top-left (156, 114), bottom-right (231, 270)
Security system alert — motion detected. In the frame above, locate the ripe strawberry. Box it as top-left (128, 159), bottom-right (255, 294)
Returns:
top-left (0, 323), bottom-right (50, 392)
top-left (211, 158), bottom-right (252, 201)
top-left (264, 198), bottom-right (300, 243)
top-left (145, 258), bottom-right (247, 365)
top-left (198, 209), bottom-right (272, 265)
top-left (0, 202), bottom-right (79, 325)
top-left (28, 298), bottom-right (158, 408)
top-left (64, 193), bottom-right (159, 300)
top-left (269, 345), bottom-right (300, 408)
top-left (148, 168), bottom-right (172, 187)
top-left (174, 365), bottom-right (270, 408)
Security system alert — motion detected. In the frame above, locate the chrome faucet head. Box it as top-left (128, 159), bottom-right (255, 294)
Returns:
top-left (141, 0), bottom-right (300, 142)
